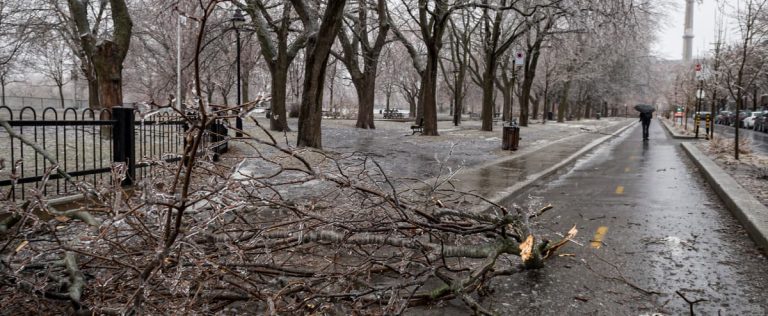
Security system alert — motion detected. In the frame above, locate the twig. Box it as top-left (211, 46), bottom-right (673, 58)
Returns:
top-left (676, 290), bottom-right (708, 316)
top-left (0, 120), bottom-right (75, 184)
top-left (587, 254), bottom-right (662, 296)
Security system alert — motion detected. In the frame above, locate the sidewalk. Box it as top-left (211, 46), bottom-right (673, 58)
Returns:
top-left (660, 117), bottom-right (696, 139)
top-left (659, 116), bottom-right (768, 252)
top-left (236, 117), bottom-right (633, 179)
top-left (232, 117), bottom-right (635, 207)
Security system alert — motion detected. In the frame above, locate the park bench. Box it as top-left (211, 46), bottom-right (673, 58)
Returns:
top-left (410, 118), bottom-right (424, 135)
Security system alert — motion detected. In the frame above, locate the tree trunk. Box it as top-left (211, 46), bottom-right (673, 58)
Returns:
top-left (270, 64), bottom-right (290, 131)
top-left (558, 81), bottom-right (570, 122)
top-left (481, 55), bottom-right (496, 131)
top-left (86, 71), bottom-right (100, 108)
top-left (58, 84), bottom-right (65, 109)
top-left (295, 0), bottom-right (347, 148)
top-left (354, 76), bottom-right (376, 129)
top-left (518, 72), bottom-right (533, 126)
top-left (421, 53), bottom-right (439, 136)
top-left (753, 86), bottom-right (758, 111)
top-left (68, 0), bottom-right (131, 110)
top-left (453, 51), bottom-right (468, 127)
top-left (92, 43), bottom-right (125, 109)
top-left (1, 77), bottom-right (6, 106)
top-left (584, 102), bottom-right (591, 119)
top-left (501, 85), bottom-right (511, 123)
top-left (385, 91), bottom-right (391, 112)
top-left (531, 94), bottom-right (539, 120)
top-left (518, 44), bottom-right (541, 127)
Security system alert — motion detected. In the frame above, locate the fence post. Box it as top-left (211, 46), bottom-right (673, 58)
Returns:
top-left (112, 107), bottom-right (135, 186)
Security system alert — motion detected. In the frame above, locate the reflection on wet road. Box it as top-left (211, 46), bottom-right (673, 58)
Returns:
top-left (488, 120), bottom-right (768, 314)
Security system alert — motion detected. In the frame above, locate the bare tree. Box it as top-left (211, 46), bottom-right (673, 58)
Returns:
top-left (29, 38), bottom-right (72, 108)
top-left (441, 14), bottom-right (476, 126)
top-left (293, 0), bottom-right (348, 148)
top-left (0, 0), bottom-right (33, 67)
top-left (390, 0), bottom-right (455, 136)
top-left (67, 0), bottom-right (133, 109)
top-left (236, 0), bottom-right (308, 132)
top-left (335, 0), bottom-right (390, 129)
top-left (720, 0), bottom-right (768, 159)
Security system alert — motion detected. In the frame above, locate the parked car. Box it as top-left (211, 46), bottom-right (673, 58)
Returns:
top-left (716, 111), bottom-right (732, 125)
top-left (743, 112), bottom-right (762, 129)
top-left (736, 111), bottom-right (752, 127)
top-left (754, 112), bottom-right (768, 132)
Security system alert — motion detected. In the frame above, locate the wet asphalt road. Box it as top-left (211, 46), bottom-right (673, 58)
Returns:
top-left (477, 120), bottom-right (768, 314)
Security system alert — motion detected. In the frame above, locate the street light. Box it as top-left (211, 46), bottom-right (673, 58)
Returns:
top-left (231, 9), bottom-right (246, 137)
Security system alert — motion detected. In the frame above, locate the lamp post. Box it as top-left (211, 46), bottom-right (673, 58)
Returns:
top-left (231, 9), bottom-right (245, 137)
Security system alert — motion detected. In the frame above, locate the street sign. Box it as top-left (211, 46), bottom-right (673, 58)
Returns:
top-left (696, 89), bottom-right (705, 99)
top-left (695, 63), bottom-right (702, 72)
top-left (515, 51), bottom-right (525, 65)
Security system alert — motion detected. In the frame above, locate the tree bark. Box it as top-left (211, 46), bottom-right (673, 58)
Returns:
top-left (421, 51), bottom-right (440, 135)
top-left (269, 62), bottom-right (290, 131)
top-left (87, 74), bottom-right (100, 108)
top-left (354, 77), bottom-right (376, 129)
top-left (57, 84), bottom-right (65, 109)
top-left (337, 0), bottom-right (388, 130)
top-left (294, 0), bottom-right (347, 148)
top-left (67, 0), bottom-right (132, 110)
top-left (242, 0), bottom-right (308, 132)
top-left (92, 42), bottom-right (126, 108)
top-left (558, 81), bottom-right (570, 122)
top-left (518, 39), bottom-right (543, 127)
top-left (481, 54), bottom-right (496, 131)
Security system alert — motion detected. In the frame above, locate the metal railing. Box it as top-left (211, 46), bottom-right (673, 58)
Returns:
top-left (1, 106), bottom-right (229, 200)
top-left (0, 106), bottom-right (115, 199)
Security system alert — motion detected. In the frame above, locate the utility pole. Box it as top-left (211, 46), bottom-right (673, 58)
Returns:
top-left (683, 0), bottom-right (695, 62)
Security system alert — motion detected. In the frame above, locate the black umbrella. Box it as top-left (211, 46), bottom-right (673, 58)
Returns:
top-left (634, 104), bottom-right (655, 113)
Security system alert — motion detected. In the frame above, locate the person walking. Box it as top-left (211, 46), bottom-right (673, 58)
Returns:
top-left (640, 112), bottom-right (652, 140)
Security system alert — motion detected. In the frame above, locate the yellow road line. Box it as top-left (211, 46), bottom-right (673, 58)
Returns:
top-left (615, 185), bottom-right (624, 195)
top-left (591, 226), bottom-right (609, 249)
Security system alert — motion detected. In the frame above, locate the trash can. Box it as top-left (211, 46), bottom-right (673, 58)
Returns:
top-left (209, 121), bottom-right (229, 159)
top-left (502, 126), bottom-right (520, 151)
top-left (547, 111), bottom-right (554, 120)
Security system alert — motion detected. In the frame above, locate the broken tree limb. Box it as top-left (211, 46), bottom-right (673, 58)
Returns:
top-left (64, 251), bottom-right (86, 310)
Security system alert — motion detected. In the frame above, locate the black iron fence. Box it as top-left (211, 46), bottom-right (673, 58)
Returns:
top-left (1, 106), bottom-right (228, 200)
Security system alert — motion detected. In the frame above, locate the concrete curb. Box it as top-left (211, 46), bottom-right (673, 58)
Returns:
top-left (681, 142), bottom-right (768, 252)
top-left (472, 120), bottom-right (639, 212)
top-left (660, 118), bottom-right (697, 139)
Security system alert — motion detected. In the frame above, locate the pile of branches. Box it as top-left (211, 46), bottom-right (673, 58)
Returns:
top-left (0, 108), bottom-right (576, 315)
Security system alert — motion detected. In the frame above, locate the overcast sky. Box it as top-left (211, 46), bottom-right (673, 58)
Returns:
top-left (653, 0), bottom-right (720, 61)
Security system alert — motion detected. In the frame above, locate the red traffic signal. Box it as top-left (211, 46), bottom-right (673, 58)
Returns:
top-left (695, 64), bottom-right (702, 72)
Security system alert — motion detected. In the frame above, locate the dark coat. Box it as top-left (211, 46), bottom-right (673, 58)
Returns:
top-left (640, 112), bottom-right (652, 124)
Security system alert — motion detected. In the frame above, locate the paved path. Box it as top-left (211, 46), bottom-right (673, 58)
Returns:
top-left (473, 118), bottom-right (768, 315)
